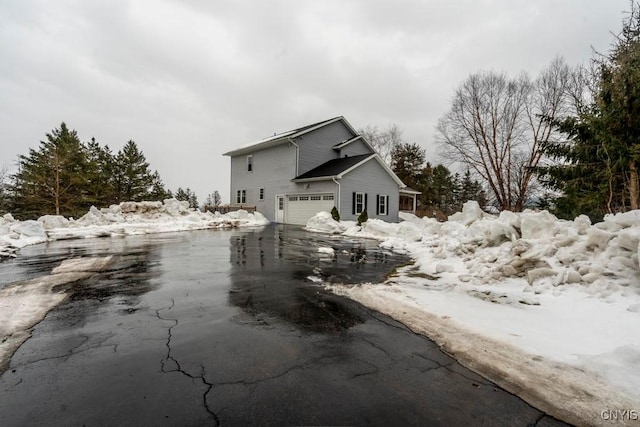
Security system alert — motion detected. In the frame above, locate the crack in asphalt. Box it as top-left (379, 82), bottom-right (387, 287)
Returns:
top-left (155, 299), bottom-right (219, 426)
top-left (358, 304), bottom-right (529, 392)
top-left (361, 301), bottom-right (558, 425)
top-left (349, 366), bottom-right (379, 379)
top-left (531, 412), bottom-right (546, 426)
top-left (359, 333), bottom-right (495, 387)
top-left (210, 349), bottom-right (373, 392)
top-left (411, 352), bottom-right (494, 386)
top-left (10, 334), bottom-right (91, 367)
top-left (359, 336), bottom-right (393, 360)
top-left (5, 333), bottom-right (119, 390)
top-left (212, 355), bottom-right (324, 388)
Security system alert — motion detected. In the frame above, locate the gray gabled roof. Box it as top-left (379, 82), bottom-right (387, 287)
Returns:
top-left (293, 153), bottom-right (406, 188)
top-left (294, 154), bottom-right (372, 180)
top-left (223, 116), bottom-right (357, 157)
top-left (332, 135), bottom-right (374, 152)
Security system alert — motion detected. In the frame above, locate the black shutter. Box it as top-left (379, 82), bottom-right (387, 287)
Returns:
top-left (352, 192), bottom-right (356, 215)
top-left (364, 193), bottom-right (368, 212)
top-left (376, 195), bottom-right (380, 215)
top-left (385, 196), bottom-right (389, 215)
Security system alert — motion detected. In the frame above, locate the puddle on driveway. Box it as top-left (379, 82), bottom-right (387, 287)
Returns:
top-left (227, 225), bottom-right (408, 332)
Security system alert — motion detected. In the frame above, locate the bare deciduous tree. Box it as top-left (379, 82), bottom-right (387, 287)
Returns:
top-left (436, 57), bottom-right (584, 211)
top-left (359, 124), bottom-right (404, 164)
top-left (0, 164), bottom-right (8, 213)
top-left (0, 164), bottom-right (7, 187)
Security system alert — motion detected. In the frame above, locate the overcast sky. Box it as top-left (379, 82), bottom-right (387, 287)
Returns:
top-left (0, 0), bottom-right (630, 204)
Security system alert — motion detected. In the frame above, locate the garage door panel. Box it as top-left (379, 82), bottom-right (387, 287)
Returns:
top-left (286, 194), bottom-right (334, 225)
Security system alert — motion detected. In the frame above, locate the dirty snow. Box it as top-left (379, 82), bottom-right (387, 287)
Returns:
top-left (307, 202), bottom-right (640, 426)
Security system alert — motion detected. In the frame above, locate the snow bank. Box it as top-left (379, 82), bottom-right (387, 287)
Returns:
top-left (0, 199), bottom-right (269, 258)
top-left (305, 211), bottom-right (345, 234)
top-left (307, 203), bottom-right (640, 426)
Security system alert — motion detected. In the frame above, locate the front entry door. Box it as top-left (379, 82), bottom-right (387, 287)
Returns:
top-left (276, 196), bottom-right (284, 223)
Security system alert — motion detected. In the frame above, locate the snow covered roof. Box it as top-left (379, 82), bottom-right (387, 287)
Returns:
top-left (223, 116), bottom-right (355, 157)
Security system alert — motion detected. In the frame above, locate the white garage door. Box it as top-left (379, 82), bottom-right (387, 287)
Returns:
top-left (286, 193), bottom-right (335, 225)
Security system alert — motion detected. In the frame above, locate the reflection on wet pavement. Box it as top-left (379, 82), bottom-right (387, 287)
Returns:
top-left (227, 225), bottom-right (407, 332)
top-left (53, 249), bottom-right (162, 304)
top-left (0, 225), bottom-right (569, 427)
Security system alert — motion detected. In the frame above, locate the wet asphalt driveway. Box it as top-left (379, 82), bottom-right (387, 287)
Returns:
top-left (0, 225), bottom-right (567, 426)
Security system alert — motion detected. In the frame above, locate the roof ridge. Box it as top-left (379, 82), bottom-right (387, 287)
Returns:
top-left (223, 116), bottom-right (346, 156)
top-left (290, 116), bottom-right (342, 135)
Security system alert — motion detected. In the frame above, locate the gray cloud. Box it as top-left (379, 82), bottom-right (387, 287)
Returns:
top-left (0, 0), bottom-right (630, 204)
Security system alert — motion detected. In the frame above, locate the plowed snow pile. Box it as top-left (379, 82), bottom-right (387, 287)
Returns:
top-left (307, 203), bottom-right (640, 426)
top-left (0, 198), bottom-right (269, 258)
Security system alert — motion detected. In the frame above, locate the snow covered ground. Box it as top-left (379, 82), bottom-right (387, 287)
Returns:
top-left (0, 198), bottom-right (269, 258)
top-left (1, 198), bottom-right (638, 424)
top-left (0, 199), bottom-right (268, 372)
top-left (307, 204), bottom-right (640, 426)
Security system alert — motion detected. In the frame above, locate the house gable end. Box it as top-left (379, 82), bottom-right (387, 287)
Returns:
top-left (339, 156), bottom-right (401, 222)
top-left (334, 136), bottom-right (374, 157)
top-left (338, 154), bottom-right (405, 188)
top-left (295, 118), bottom-right (358, 176)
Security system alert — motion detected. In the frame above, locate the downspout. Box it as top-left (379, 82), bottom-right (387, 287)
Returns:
top-left (287, 137), bottom-right (300, 225)
top-left (288, 137), bottom-right (299, 177)
top-left (332, 177), bottom-right (341, 214)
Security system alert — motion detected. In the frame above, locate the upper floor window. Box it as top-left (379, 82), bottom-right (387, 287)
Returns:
top-left (247, 155), bottom-right (253, 172)
top-left (259, 188), bottom-right (264, 201)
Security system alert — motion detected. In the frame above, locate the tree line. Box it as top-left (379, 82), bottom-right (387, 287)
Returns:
top-left (374, 2), bottom-right (640, 221)
top-left (361, 126), bottom-right (486, 217)
top-left (534, 2), bottom-right (640, 220)
top-left (435, 1), bottom-right (640, 221)
top-left (391, 142), bottom-right (487, 217)
top-left (0, 122), bottom-right (203, 219)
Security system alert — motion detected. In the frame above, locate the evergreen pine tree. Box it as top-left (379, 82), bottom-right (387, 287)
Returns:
top-left (174, 187), bottom-right (198, 209)
top-left (331, 206), bottom-right (340, 221)
top-left (148, 171), bottom-right (171, 201)
top-left (85, 138), bottom-right (118, 207)
top-left (419, 162), bottom-right (437, 206)
top-left (115, 140), bottom-right (154, 202)
top-left (0, 166), bottom-right (8, 214)
top-left (174, 187), bottom-right (188, 202)
top-left (431, 165), bottom-right (455, 214)
top-left (188, 190), bottom-right (199, 210)
top-left (357, 209), bottom-right (368, 226)
top-left (536, 2), bottom-right (640, 219)
top-left (390, 142), bottom-right (426, 190)
top-left (10, 123), bottom-right (90, 218)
